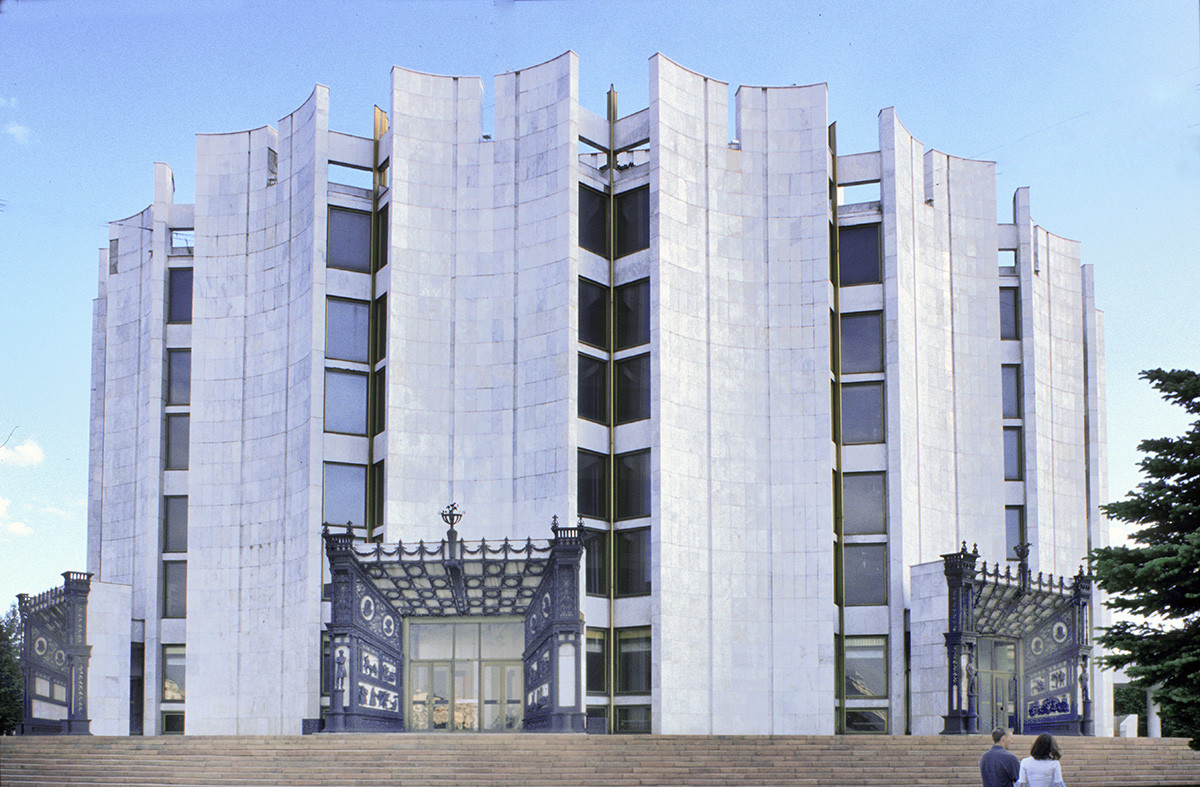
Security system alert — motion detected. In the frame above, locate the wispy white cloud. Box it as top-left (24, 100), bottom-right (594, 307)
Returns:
top-left (0, 97), bottom-right (16, 108)
top-left (5, 122), bottom-right (31, 144)
top-left (0, 497), bottom-right (33, 538)
top-left (0, 438), bottom-right (44, 466)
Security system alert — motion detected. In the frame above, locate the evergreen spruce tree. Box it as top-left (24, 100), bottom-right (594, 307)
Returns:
top-left (1092, 369), bottom-right (1200, 747)
top-left (0, 604), bottom-right (22, 734)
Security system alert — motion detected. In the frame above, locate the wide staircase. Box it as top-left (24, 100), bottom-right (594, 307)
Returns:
top-left (2, 733), bottom-right (1198, 786)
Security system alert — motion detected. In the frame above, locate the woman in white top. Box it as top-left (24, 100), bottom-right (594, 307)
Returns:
top-left (1016, 732), bottom-right (1065, 787)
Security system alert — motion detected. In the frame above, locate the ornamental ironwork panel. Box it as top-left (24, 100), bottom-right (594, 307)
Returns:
top-left (16, 572), bottom-right (93, 735)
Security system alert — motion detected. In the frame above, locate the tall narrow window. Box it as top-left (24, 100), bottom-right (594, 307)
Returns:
top-left (373, 204), bottom-right (389, 272)
top-left (166, 349), bottom-right (191, 406)
top-left (615, 527), bottom-right (651, 596)
top-left (323, 462), bottom-right (367, 532)
top-left (578, 354), bottom-right (607, 424)
top-left (1001, 365), bottom-right (1022, 418)
top-left (840, 311), bottom-right (884, 374)
top-left (1005, 506), bottom-right (1026, 560)
top-left (164, 414), bottom-right (189, 470)
top-left (582, 528), bottom-right (608, 596)
top-left (326, 298), bottom-right (370, 363)
top-left (615, 449), bottom-right (650, 520)
top-left (577, 450), bottom-right (607, 521)
top-left (838, 224), bottom-right (881, 286)
top-left (1003, 427), bottom-right (1023, 480)
top-left (370, 369), bottom-right (385, 437)
top-left (841, 382), bottom-right (885, 444)
top-left (844, 636), bottom-right (888, 698)
top-left (371, 293), bottom-right (387, 364)
top-left (616, 627), bottom-right (651, 694)
top-left (586, 629), bottom-right (608, 694)
top-left (324, 369), bottom-right (368, 435)
top-left (579, 185), bottom-right (607, 257)
top-left (161, 562), bottom-right (186, 619)
top-left (162, 645), bottom-right (185, 702)
top-left (844, 544), bottom-right (887, 606)
top-left (162, 496), bottom-right (188, 553)
top-left (842, 472), bottom-right (886, 535)
top-left (615, 279), bottom-right (650, 350)
top-left (369, 460), bottom-right (385, 542)
top-left (999, 288), bottom-right (1021, 340)
top-left (614, 186), bottom-right (649, 258)
top-left (327, 207), bottom-right (372, 272)
top-left (167, 268), bottom-right (193, 324)
top-left (615, 354), bottom-right (650, 424)
top-left (579, 278), bottom-right (608, 350)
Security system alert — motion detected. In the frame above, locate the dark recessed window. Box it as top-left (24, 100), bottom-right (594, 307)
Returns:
top-left (844, 543), bottom-right (887, 606)
top-left (371, 294), bottom-right (387, 364)
top-left (369, 460), bottom-right (385, 543)
top-left (370, 369), bottom-right (385, 437)
top-left (579, 354), bottom-right (607, 424)
top-left (327, 207), bottom-right (371, 272)
top-left (165, 414), bottom-right (189, 470)
top-left (844, 636), bottom-right (887, 698)
top-left (615, 527), bottom-right (650, 597)
top-left (162, 645), bottom-right (185, 702)
top-left (579, 278), bottom-right (608, 350)
top-left (323, 462), bottom-right (367, 532)
top-left (616, 627), bottom-right (650, 694)
top-left (162, 562), bottom-right (186, 619)
top-left (326, 298), bottom-right (370, 363)
top-left (845, 708), bottom-right (887, 733)
top-left (841, 382), bottom-right (885, 444)
top-left (839, 224), bottom-right (881, 286)
top-left (161, 711), bottom-right (185, 735)
top-left (616, 354), bottom-right (650, 424)
top-left (615, 705), bottom-right (651, 734)
top-left (842, 472), bottom-right (886, 535)
top-left (615, 449), bottom-right (650, 520)
top-left (840, 312), bottom-right (884, 374)
top-left (615, 279), bottom-right (650, 351)
top-left (583, 528), bottom-right (608, 596)
top-left (1006, 506), bottom-right (1025, 560)
top-left (579, 184), bottom-right (607, 257)
top-left (1000, 288), bottom-right (1020, 340)
top-left (578, 450), bottom-right (607, 521)
top-left (166, 349), bottom-right (191, 406)
top-left (325, 369), bottom-right (368, 435)
top-left (167, 268), bottom-right (193, 324)
top-left (1002, 365), bottom-right (1021, 418)
top-left (163, 496), bottom-right (188, 553)
top-left (586, 629), bottom-right (607, 695)
top-left (615, 186), bottom-right (649, 258)
top-left (374, 204), bottom-right (389, 272)
top-left (1003, 426), bottom-right (1023, 480)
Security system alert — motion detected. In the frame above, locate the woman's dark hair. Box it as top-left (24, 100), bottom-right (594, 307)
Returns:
top-left (1030, 733), bottom-right (1061, 760)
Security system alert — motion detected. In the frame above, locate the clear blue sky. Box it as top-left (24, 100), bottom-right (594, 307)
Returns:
top-left (1, 0), bottom-right (1197, 607)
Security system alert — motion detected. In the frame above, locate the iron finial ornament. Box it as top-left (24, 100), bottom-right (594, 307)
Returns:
top-left (440, 502), bottom-right (463, 528)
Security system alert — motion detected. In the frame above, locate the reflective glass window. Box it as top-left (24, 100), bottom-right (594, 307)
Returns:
top-left (615, 527), bottom-right (651, 596)
top-left (165, 414), bottom-right (189, 470)
top-left (1002, 365), bottom-right (1021, 418)
top-left (583, 528), bottom-right (608, 596)
top-left (840, 311), bottom-right (884, 374)
top-left (616, 628), bottom-right (650, 694)
top-left (326, 298), bottom-right (370, 363)
top-left (579, 185), bottom-right (607, 257)
top-left (586, 629), bottom-right (607, 694)
top-left (1006, 506), bottom-right (1025, 560)
top-left (844, 636), bottom-right (887, 698)
top-left (615, 279), bottom-right (650, 350)
top-left (1003, 427), bottom-right (1023, 480)
top-left (615, 186), bottom-right (649, 258)
top-left (578, 354), bottom-right (607, 424)
top-left (163, 496), bottom-right (187, 553)
top-left (579, 278), bottom-right (608, 350)
top-left (616, 354), bottom-right (650, 424)
top-left (839, 224), bottom-right (881, 286)
top-left (327, 207), bottom-right (371, 272)
top-left (841, 382), bottom-right (885, 444)
top-left (166, 349), bottom-right (191, 405)
top-left (374, 204), bottom-right (389, 272)
top-left (167, 268), bottom-right (193, 324)
top-left (615, 450), bottom-right (650, 520)
top-left (324, 369), bottom-right (368, 435)
top-left (370, 368), bottom-right (385, 437)
top-left (371, 294), bottom-right (387, 364)
top-left (162, 561), bottom-right (186, 619)
top-left (162, 645), bottom-right (185, 702)
top-left (578, 450), bottom-right (607, 521)
top-left (323, 462), bottom-right (366, 531)
top-left (842, 472), bottom-right (886, 535)
top-left (1000, 288), bottom-right (1021, 340)
top-left (615, 705), bottom-right (651, 733)
top-left (845, 708), bottom-right (887, 733)
top-left (844, 544), bottom-right (887, 606)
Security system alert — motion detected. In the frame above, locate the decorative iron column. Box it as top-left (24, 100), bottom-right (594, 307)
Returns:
top-left (1072, 568), bottom-right (1094, 735)
top-left (941, 543), bottom-right (980, 734)
top-left (62, 572), bottom-right (93, 734)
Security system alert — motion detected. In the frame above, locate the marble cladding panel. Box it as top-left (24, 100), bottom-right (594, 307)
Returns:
top-left (87, 580), bottom-right (133, 736)
top-left (909, 560), bottom-right (950, 735)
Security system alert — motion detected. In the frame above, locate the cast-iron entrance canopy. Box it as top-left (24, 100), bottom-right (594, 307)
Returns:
top-left (322, 508), bottom-right (586, 733)
top-left (942, 543), bottom-right (1093, 736)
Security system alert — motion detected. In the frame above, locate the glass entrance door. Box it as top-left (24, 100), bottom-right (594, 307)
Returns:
top-left (407, 619), bottom-right (524, 732)
top-left (482, 662), bottom-right (523, 731)
top-left (976, 639), bottom-right (1017, 731)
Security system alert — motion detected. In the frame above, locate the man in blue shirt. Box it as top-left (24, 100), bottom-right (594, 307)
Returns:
top-left (980, 727), bottom-right (1020, 787)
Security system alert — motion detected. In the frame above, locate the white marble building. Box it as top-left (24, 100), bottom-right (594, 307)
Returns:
top-left (87, 53), bottom-right (1111, 736)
